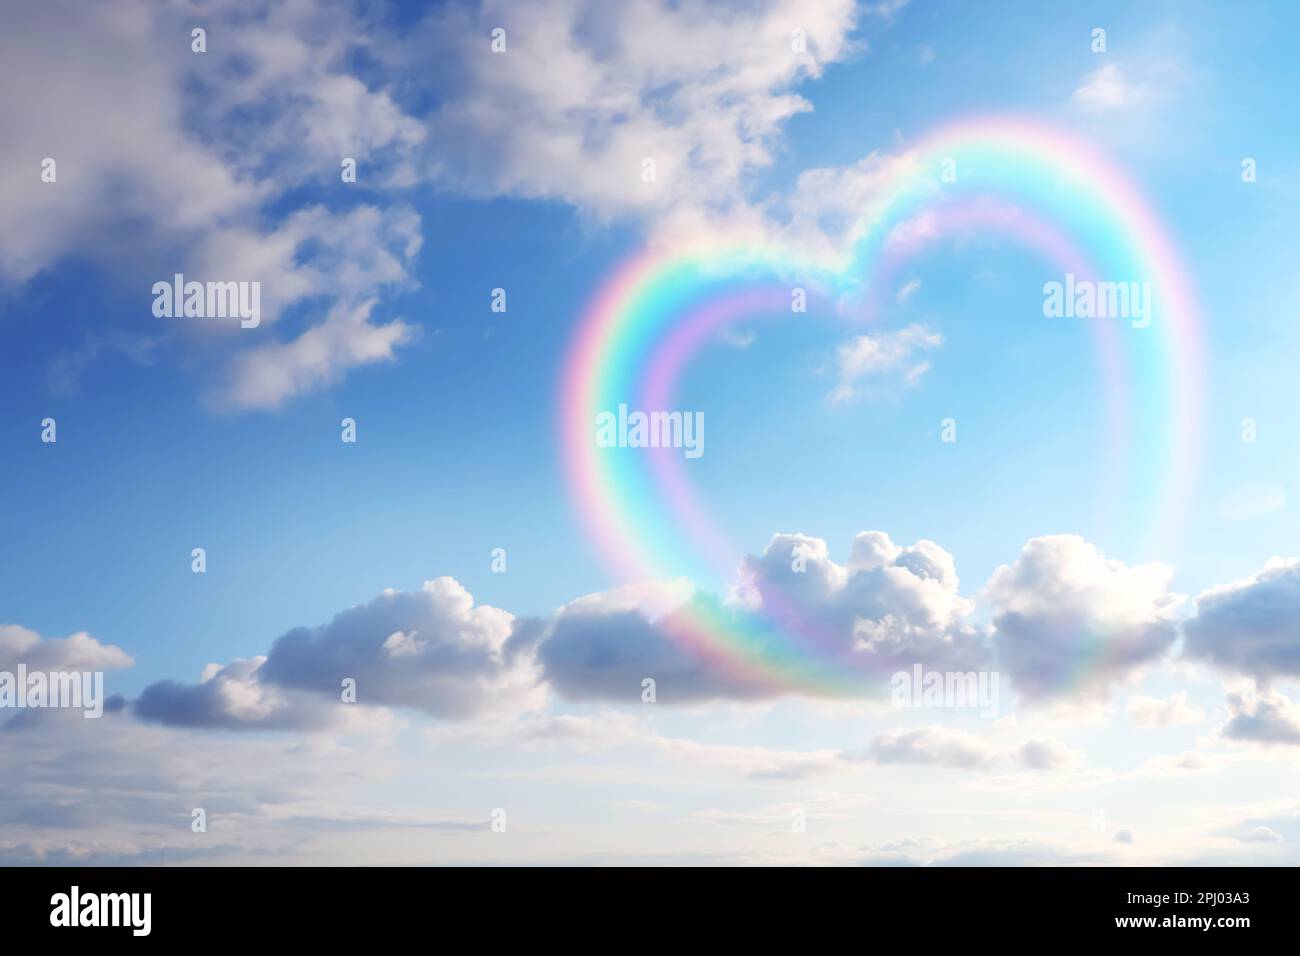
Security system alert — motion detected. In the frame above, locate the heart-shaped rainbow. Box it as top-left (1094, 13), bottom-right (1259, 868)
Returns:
top-left (559, 115), bottom-right (1204, 695)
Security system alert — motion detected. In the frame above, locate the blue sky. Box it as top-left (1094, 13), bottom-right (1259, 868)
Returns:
top-left (3, 0), bottom-right (1300, 865)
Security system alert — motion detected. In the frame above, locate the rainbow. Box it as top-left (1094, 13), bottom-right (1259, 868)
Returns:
top-left (559, 116), bottom-right (1205, 695)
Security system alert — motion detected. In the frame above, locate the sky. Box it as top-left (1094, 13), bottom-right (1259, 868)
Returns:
top-left (2, 0), bottom-right (1300, 865)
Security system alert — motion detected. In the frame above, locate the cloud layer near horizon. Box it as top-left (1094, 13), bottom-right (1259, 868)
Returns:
top-left (68, 528), bottom-right (1287, 730)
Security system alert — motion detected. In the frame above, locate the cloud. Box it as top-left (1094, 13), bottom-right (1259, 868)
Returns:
top-left (0, 700), bottom-right (487, 864)
top-left (135, 657), bottom-right (391, 733)
top-left (1183, 557), bottom-right (1300, 681)
top-left (896, 278), bottom-right (922, 303)
top-left (1015, 737), bottom-right (1077, 771)
top-left (1114, 829), bottom-right (1135, 844)
top-left (0, 624), bottom-right (133, 674)
top-left (0, 0), bottom-right (917, 408)
top-left (851, 728), bottom-right (1080, 773)
top-left (862, 726), bottom-right (998, 769)
top-left (1071, 64), bottom-right (1142, 113)
top-left (829, 323), bottom-right (942, 403)
top-left (719, 328), bottom-right (758, 349)
top-left (219, 297), bottom-right (416, 411)
top-left (478, 711), bottom-right (854, 781)
top-left (1220, 682), bottom-right (1300, 746)
top-left (985, 535), bottom-right (1180, 702)
top-left (535, 583), bottom-right (776, 704)
top-left (1125, 691), bottom-right (1204, 728)
top-left (416, 0), bottom-right (861, 240)
top-left (927, 840), bottom-right (1102, 866)
top-left (538, 531), bottom-right (989, 704)
top-left (0, 0), bottom-right (427, 407)
top-left (137, 577), bottom-right (544, 728)
top-left (1240, 826), bottom-right (1283, 844)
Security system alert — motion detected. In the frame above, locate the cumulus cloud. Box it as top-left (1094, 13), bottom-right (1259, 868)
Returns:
top-left (535, 581), bottom-right (776, 703)
top-left (0, 624), bottom-right (133, 674)
top-left (538, 530), bottom-right (989, 703)
top-left (985, 535), bottom-right (1180, 702)
top-left (1183, 557), bottom-right (1300, 682)
top-left (738, 531), bottom-right (988, 672)
top-left (137, 577), bottom-right (544, 728)
top-left (1220, 682), bottom-right (1300, 746)
top-left (415, 0), bottom-right (861, 240)
top-left (135, 657), bottom-right (391, 733)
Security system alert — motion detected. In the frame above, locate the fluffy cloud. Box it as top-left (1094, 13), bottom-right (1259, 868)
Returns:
top-left (533, 579), bottom-right (776, 703)
top-left (1220, 682), bottom-right (1300, 746)
top-left (0, 0), bottom-right (426, 407)
top-left (537, 531), bottom-right (989, 703)
top-left (137, 577), bottom-right (544, 728)
top-left (0, 0), bottom-right (913, 409)
top-left (0, 624), bottom-right (133, 674)
top-left (738, 531), bottom-right (988, 672)
top-left (1182, 557), bottom-right (1300, 682)
top-left (985, 535), bottom-right (1180, 702)
top-left (219, 296), bottom-right (416, 411)
top-left (135, 657), bottom-right (390, 733)
top-left (416, 0), bottom-right (861, 238)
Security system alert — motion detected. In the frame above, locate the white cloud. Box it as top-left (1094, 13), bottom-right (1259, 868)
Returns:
top-left (985, 535), bottom-right (1180, 702)
top-left (538, 530), bottom-right (989, 704)
top-left (418, 0), bottom-right (862, 239)
top-left (830, 323), bottom-right (943, 403)
top-left (1071, 63), bottom-right (1143, 113)
top-left (0, 0), bottom-right (427, 407)
top-left (137, 576), bottom-right (544, 727)
top-left (1220, 682), bottom-right (1300, 746)
top-left (1183, 557), bottom-right (1300, 681)
top-left (0, 624), bottom-right (133, 673)
top-left (219, 297), bottom-right (416, 411)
